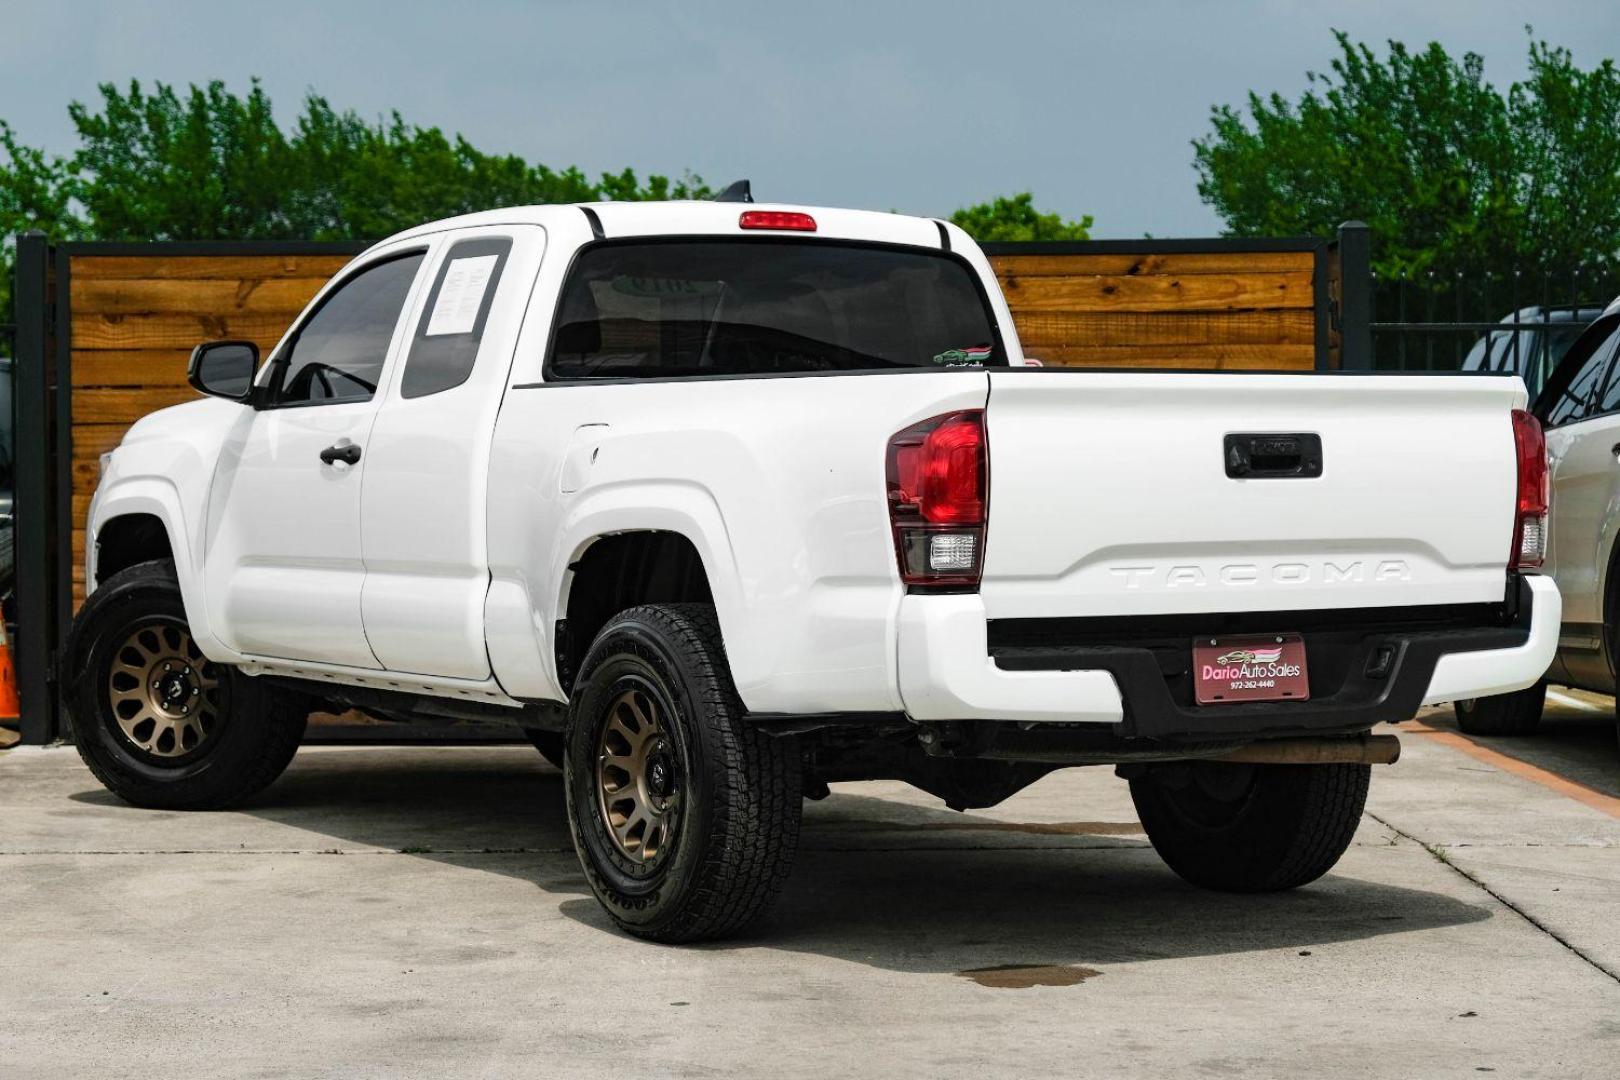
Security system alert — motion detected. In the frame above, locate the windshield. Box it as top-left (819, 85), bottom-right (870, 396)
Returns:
top-left (548, 240), bottom-right (1004, 380)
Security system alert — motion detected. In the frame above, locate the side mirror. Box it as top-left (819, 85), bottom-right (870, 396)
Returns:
top-left (188, 340), bottom-right (260, 402)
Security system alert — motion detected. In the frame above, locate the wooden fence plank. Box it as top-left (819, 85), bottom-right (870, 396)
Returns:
top-left (998, 271), bottom-right (1314, 313)
top-left (73, 386), bottom-right (201, 425)
top-left (71, 311), bottom-right (299, 350)
top-left (71, 459), bottom-right (104, 500)
top-left (72, 350), bottom-right (194, 388)
top-left (71, 424), bottom-right (135, 462)
top-left (71, 277), bottom-right (333, 316)
top-left (1032, 343), bottom-right (1315, 369)
top-left (1010, 309), bottom-right (1316, 347)
top-left (72, 254), bottom-right (354, 280)
top-left (990, 250), bottom-right (1314, 277)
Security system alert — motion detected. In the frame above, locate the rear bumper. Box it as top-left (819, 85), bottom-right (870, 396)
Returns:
top-left (896, 574), bottom-right (1558, 739)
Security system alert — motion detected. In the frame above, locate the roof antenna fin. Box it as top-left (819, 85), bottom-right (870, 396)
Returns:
top-left (713, 180), bottom-right (754, 203)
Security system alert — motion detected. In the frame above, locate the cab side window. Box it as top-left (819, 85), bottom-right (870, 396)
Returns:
top-left (400, 237), bottom-right (512, 398)
top-left (272, 252), bottom-right (425, 406)
top-left (1541, 316), bottom-right (1620, 427)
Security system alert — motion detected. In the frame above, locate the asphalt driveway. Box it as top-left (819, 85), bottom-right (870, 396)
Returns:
top-left (3, 699), bottom-right (1619, 1079)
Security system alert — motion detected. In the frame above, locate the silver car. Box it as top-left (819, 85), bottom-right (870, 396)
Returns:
top-left (1461, 305), bottom-right (1606, 401)
top-left (1457, 297), bottom-right (1620, 747)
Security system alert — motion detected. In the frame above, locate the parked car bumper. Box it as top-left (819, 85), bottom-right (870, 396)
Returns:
top-left (896, 574), bottom-right (1558, 740)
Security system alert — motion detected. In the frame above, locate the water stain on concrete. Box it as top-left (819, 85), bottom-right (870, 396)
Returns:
top-left (956, 964), bottom-right (1103, 989)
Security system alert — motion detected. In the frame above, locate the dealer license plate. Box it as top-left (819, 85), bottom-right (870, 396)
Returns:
top-left (1192, 634), bottom-right (1310, 704)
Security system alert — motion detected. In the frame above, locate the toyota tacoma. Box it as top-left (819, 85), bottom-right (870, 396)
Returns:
top-left (68, 199), bottom-right (1559, 941)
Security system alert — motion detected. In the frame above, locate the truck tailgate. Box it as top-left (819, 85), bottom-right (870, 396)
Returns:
top-left (981, 371), bottom-right (1526, 620)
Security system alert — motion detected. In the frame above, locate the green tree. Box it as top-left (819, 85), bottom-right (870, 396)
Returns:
top-left (949, 192), bottom-right (1093, 242)
top-left (69, 80), bottom-right (299, 240)
top-left (65, 80), bottom-right (714, 244)
top-left (0, 121), bottom-right (78, 328)
top-left (2, 77), bottom-right (1095, 326)
top-left (1194, 31), bottom-right (1620, 278)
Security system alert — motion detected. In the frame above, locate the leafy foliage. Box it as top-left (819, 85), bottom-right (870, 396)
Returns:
top-left (949, 192), bottom-right (1093, 242)
top-left (1195, 31), bottom-right (1620, 278)
top-left (0, 121), bottom-right (77, 327)
top-left (64, 80), bottom-right (712, 243)
top-left (0, 78), bottom-right (1089, 328)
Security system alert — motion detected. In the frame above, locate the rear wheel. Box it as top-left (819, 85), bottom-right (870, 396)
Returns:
top-left (1130, 760), bottom-right (1369, 892)
top-left (65, 560), bottom-right (309, 810)
top-left (1453, 684), bottom-right (1546, 736)
top-left (564, 603), bottom-right (801, 943)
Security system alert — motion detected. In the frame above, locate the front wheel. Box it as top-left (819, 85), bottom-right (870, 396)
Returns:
top-left (65, 560), bottom-right (309, 810)
top-left (564, 603), bottom-right (802, 943)
top-left (1130, 760), bottom-right (1369, 892)
top-left (1453, 684), bottom-right (1545, 736)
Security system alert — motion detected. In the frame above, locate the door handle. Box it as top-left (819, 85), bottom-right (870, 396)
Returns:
top-left (320, 443), bottom-right (362, 466)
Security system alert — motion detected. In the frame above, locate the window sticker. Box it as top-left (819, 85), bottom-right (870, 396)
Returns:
top-left (425, 254), bottom-right (499, 337)
top-left (932, 344), bottom-right (993, 366)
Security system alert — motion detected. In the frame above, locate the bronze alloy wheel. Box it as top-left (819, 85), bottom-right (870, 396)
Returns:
top-left (563, 604), bottom-right (803, 941)
top-left (595, 685), bottom-right (682, 866)
top-left (105, 619), bottom-right (223, 759)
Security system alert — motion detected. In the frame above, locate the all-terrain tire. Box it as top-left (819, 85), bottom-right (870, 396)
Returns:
top-left (1130, 760), bottom-right (1370, 892)
top-left (1454, 684), bottom-right (1546, 736)
top-left (564, 603), bottom-right (801, 943)
top-left (64, 559), bottom-right (309, 810)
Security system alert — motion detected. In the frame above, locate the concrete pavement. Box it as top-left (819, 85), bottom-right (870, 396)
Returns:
top-left (2, 702), bottom-right (1619, 1079)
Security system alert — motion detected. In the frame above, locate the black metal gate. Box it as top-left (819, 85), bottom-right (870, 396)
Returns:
top-left (1370, 262), bottom-right (1620, 383)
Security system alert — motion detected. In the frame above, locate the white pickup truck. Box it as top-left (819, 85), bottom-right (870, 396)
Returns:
top-left (68, 200), bottom-right (1559, 942)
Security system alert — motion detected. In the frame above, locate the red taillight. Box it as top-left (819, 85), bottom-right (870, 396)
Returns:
top-left (1510, 409), bottom-right (1549, 570)
top-left (739, 210), bottom-right (817, 232)
top-left (886, 411), bottom-right (987, 586)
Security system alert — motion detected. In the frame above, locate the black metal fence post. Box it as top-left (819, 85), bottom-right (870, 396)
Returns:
top-left (12, 231), bottom-right (62, 743)
top-left (1337, 221), bottom-right (1373, 370)
top-left (52, 245), bottom-right (73, 712)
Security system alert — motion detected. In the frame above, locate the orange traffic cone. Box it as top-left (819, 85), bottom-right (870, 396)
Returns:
top-left (0, 621), bottom-right (20, 722)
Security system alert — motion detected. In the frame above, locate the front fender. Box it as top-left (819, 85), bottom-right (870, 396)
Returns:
top-left (89, 476), bottom-right (235, 661)
top-left (85, 398), bottom-right (246, 664)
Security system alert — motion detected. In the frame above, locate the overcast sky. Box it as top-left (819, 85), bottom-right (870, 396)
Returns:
top-left (1, 0), bottom-right (1615, 237)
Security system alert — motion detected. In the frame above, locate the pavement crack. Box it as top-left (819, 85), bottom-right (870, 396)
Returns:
top-left (1366, 811), bottom-right (1620, 986)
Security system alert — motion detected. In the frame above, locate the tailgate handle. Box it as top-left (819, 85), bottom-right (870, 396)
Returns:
top-left (1224, 433), bottom-right (1322, 478)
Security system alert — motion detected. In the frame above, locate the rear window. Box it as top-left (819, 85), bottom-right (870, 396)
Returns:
top-left (547, 240), bottom-right (1003, 380)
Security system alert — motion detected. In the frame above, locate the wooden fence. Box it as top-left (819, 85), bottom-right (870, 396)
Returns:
top-left (11, 229), bottom-right (1360, 741)
top-left (982, 239), bottom-right (1333, 371)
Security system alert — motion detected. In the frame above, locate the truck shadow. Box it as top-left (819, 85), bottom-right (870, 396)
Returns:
top-left (69, 745), bottom-right (1493, 973)
top-left (759, 813), bottom-right (1489, 971)
top-left (563, 788), bottom-right (1493, 971)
